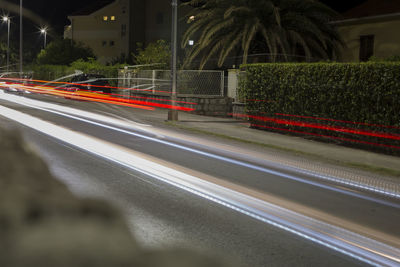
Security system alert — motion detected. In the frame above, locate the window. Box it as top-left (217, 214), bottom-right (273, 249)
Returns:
top-left (102, 41), bottom-right (107, 47)
top-left (103, 16), bottom-right (108, 21)
top-left (111, 16), bottom-right (116, 21)
top-left (110, 41), bottom-right (115, 47)
top-left (359, 35), bottom-right (374, 61)
top-left (156, 12), bottom-right (164, 24)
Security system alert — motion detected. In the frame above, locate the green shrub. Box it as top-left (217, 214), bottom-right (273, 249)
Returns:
top-left (27, 64), bottom-right (74, 80)
top-left (36, 39), bottom-right (95, 65)
top-left (133, 40), bottom-right (170, 69)
top-left (27, 59), bottom-right (123, 86)
top-left (239, 62), bottom-right (400, 153)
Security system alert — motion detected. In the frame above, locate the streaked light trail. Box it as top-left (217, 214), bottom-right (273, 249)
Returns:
top-left (1, 91), bottom-right (399, 201)
top-left (0, 79), bottom-right (195, 112)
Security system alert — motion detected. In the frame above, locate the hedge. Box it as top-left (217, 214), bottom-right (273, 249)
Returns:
top-left (239, 62), bottom-right (400, 154)
top-left (26, 60), bottom-right (123, 86)
top-left (27, 64), bottom-right (75, 81)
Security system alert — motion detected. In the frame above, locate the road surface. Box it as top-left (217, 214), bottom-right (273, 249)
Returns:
top-left (0, 91), bottom-right (399, 266)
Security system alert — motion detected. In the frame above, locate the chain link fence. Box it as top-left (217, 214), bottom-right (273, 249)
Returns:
top-left (118, 69), bottom-right (224, 96)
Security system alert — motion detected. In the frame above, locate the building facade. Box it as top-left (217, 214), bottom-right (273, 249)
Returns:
top-left (64, 0), bottom-right (191, 64)
top-left (335, 0), bottom-right (400, 62)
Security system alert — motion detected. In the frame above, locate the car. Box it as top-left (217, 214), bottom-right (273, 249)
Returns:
top-left (64, 74), bottom-right (112, 94)
top-left (1, 79), bottom-right (32, 95)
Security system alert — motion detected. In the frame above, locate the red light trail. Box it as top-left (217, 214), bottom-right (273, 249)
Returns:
top-left (234, 114), bottom-right (400, 141)
top-left (0, 77), bottom-right (172, 94)
top-left (275, 113), bottom-right (400, 130)
top-left (0, 81), bottom-right (195, 112)
top-left (251, 124), bottom-right (400, 150)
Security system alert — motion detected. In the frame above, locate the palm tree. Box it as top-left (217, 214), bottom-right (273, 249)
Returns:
top-left (182, 0), bottom-right (343, 69)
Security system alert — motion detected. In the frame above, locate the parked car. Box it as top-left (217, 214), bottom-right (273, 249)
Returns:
top-left (63, 74), bottom-right (112, 94)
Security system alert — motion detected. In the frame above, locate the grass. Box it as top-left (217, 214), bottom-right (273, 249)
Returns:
top-left (165, 121), bottom-right (400, 179)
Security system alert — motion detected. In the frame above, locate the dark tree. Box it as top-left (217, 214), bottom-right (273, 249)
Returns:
top-left (36, 39), bottom-right (95, 65)
top-left (182, 0), bottom-right (343, 69)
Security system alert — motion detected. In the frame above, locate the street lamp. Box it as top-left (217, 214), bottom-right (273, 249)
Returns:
top-left (2, 16), bottom-right (10, 72)
top-left (40, 27), bottom-right (47, 49)
top-left (168, 0), bottom-right (178, 121)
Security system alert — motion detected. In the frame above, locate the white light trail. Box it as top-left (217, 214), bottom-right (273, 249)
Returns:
top-left (0, 104), bottom-right (399, 267)
top-left (0, 91), bottom-right (398, 202)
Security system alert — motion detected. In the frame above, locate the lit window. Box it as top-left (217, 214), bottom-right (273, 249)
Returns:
top-left (111, 16), bottom-right (116, 21)
top-left (188, 40), bottom-right (194, 46)
top-left (189, 15), bottom-right (195, 22)
top-left (103, 16), bottom-right (108, 21)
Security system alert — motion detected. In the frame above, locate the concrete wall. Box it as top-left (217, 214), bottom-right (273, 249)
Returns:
top-left (337, 17), bottom-right (400, 62)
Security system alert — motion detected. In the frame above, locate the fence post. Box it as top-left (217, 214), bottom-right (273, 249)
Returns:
top-left (220, 71), bottom-right (225, 96)
top-left (152, 70), bottom-right (156, 94)
top-left (127, 71), bottom-right (131, 88)
top-left (227, 69), bottom-right (240, 101)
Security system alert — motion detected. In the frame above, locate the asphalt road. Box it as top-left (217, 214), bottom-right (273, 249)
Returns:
top-left (0, 92), bottom-right (399, 266)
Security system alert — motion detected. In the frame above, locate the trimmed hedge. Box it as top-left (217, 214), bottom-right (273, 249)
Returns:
top-left (239, 62), bottom-right (400, 154)
top-left (27, 64), bottom-right (75, 81)
top-left (26, 60), bottom-right (123, 86)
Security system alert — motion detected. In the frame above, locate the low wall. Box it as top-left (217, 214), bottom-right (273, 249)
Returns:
top-left (232, 102), bottom-right (246, 120)
top-left (129, 92), bottom-right (233, 117)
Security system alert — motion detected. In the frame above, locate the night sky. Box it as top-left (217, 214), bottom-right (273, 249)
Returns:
top-left (0, 0), bottom-right (367, 60)
top-left (4, 0), bottom-right (367, 36)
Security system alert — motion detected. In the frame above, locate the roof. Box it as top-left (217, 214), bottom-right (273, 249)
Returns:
top-left (342, 0), bottom-right (400, 20)
top-left (70, 0), bottom-right (115, 16)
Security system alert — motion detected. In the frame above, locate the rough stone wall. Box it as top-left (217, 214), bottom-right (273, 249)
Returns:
top-left (232, 102), bottom-right (246, 120)
top-left (0, 128), bottom-right (231, 267)
top-left (129, 93), bottom-right (234, 117)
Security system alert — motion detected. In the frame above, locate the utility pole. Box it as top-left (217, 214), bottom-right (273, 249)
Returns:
top-left (2, 17), bottom-right (10, 72)
top-left (19, 0), bottom-right (23, 75)
top-left (7, 18), bottom-right (10, 73)
top-left (168, 0), bottom-right (178, 121)
top-left (41, 28), bottom-right (47, 49)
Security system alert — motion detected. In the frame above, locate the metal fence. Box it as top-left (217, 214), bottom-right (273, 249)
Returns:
top-left (118, 69), bottom-right (225, 96)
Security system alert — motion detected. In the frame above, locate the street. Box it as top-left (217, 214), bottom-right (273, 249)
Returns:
top-left (0, 91), bottom-right (399, 266)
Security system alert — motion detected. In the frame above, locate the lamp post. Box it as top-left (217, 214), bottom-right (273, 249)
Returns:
top-left (2, 16), bottom-right (10, 73)
top-left (40, 28), bottom-right (47, 49)
top-left (168, 0), bottom-right (178, 121)
top-left (19, 0), bottom-right (23, 75)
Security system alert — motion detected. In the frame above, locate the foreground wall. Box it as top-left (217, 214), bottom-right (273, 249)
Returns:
top-left (0, 128), bottom-right (230, 267)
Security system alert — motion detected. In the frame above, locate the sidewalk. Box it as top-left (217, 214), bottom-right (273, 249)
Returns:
top-left (109, 105), bottom-right (400, 179)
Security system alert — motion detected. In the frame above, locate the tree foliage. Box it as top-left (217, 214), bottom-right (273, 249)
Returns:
top-left (133, 39), bottom-right (171, 69)
top-left (182, 0), bottom-right (343, 69)
top-left (36, 39), bottom-right (95, 65)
